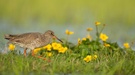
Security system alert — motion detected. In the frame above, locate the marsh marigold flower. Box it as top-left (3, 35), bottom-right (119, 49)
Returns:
top-left (78, 38), bottom-right (81, 45)
top-left (52, 42), bottom-right (62, 50)
top-left (33, 48), bottom-right (41, 54)
top-left (100, 33), bottom-right (108, 41)
top-left (8, 44), bottom-right (15, 51)
top-left (123, 43), bottom-right (130, 48)
top-left (82, 38), bottom-right (86, 41)
top-left (95, 21), bottom-right (101, 26)
top-left (87, 35), bottom-right (92, 40)
top-left (87, 28), bottom-right (93, 31)
top-left (65, 30), bottom-right (74, 35)
top-left (58, 47), bottom-right (68, 53)
top-left (46, 52), bottom-right (52, 57)
top-left (104, 43), bottom-right (110, 47)
top-left (43, 44), bottom-right (52, 51)
top-left (84, 55), bottom-right (92, 62)
top-left (93, 55), bottom-right (98, 60)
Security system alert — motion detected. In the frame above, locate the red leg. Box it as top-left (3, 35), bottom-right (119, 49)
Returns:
top-left (31, 50), bottom-right (46, 60)
top-left (37, 56), bottom-right (46, 60)
top-left (24, 48), bottom-right (27, 56)
top-left (31, 50), bottom-right (35, 56)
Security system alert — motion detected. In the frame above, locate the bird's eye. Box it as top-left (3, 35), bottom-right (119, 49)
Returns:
top-left (51, 32), bottom-right (54, 35)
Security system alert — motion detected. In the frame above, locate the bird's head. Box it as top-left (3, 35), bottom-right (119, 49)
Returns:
top-left (44, 30), bottom-right (63, 43)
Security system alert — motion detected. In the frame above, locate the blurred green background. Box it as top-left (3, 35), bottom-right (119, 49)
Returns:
top-left (0, 0), bottom-right (135, 25)
top-left (0, 0), bottom-right (135, 48)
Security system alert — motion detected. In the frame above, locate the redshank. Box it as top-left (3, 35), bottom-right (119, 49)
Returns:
top-left (4, 30), bottom-right (63, 56)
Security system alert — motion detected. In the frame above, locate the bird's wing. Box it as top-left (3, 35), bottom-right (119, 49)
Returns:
top-left (11, 32), bottom-right (42, 44)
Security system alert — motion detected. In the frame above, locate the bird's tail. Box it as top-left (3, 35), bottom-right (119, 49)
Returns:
top-left (4, 34), bottom-right (14, 40)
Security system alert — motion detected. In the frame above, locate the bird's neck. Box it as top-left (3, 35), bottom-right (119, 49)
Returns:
top-left (43, 34), bottom-right (52, 41)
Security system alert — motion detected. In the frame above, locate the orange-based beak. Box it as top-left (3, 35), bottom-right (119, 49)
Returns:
top-left (53, 35), bottom-right (63, 43)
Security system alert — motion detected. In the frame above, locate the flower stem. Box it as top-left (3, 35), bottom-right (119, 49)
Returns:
top-left (99, 24), bottom-right (105, 34)
top-left (66, 35), bottom-right (69, 45)
top-left (96, 26), bottom-right (99, 41)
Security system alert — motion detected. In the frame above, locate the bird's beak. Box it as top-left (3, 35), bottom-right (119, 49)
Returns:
top-left (53, 35), bottom-right (63, 43)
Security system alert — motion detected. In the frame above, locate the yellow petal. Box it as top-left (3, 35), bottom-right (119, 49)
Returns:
top-left (99, 33), bottom-right (108, 41)
top-left (8, 44), bottom-right (15, 51)
top-left (95, 21), bottom-right (101, 26)
top-left (65, 29), bottom-right (74, 35)
top-left (87, 28), bottom-right (93, 31)
top-left (123, 43), bottom-right (130, 48)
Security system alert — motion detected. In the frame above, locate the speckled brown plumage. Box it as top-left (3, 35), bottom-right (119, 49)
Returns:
top-left (4, 30), bottom-right (63, 56)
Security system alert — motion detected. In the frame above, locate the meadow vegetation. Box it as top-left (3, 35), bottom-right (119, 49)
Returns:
top-left (0, 22), bottom-right (135, 75)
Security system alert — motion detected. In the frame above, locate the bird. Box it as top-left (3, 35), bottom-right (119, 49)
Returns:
top-left (4, 30), bottom-right (63, 56)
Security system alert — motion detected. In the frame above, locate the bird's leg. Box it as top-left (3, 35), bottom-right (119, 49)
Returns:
top-left (31, 50), bottom-right (35, 56)
top-left (24, 48), bottom-right (27, 57)
top-left (37, 56), bottom-right (46, 60)
top-left (31, 49), bottom-right (46, 60)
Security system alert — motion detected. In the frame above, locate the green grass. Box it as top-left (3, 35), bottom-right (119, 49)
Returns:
top-left (0, 46), bottom-right (135, 75)
top-left (0, 24), bottom-right (135, 75)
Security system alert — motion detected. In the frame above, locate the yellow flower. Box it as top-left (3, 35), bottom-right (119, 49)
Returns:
top-left (65, 30), bottom-right (74, 35)
top-left (58, 47), bottom-right (68, 53)
top-left (52, 42), bottom-right (62, 50)
top-left (43, 44), bottom-right (52, 51)
top-left (104, 43), bottom-right (110, 47)
top-left (78, 38), bottom-right (81, 45)
top-left (99, 33), bottom-right (108, 41)
top-left (93, 55), bottom-right (98, 60)
top-left (46, 52), bottom-right (52, 57)
top-left (82, 38), bottom-right (86, 41)
top-left (86, 35), bottom-right (92, 40)
top-left (33, 48), bottom-right (41, 54)
top-left (8, 44), bottom-right (15, 51)
top-left (83, 55), bottom-right (92, 62)
top-left (87, 28), bottom-right (93, 31)
top-left (95, 21), bottom-right (101, 26)
top-left (123, 43), bottom-right (130, 48)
